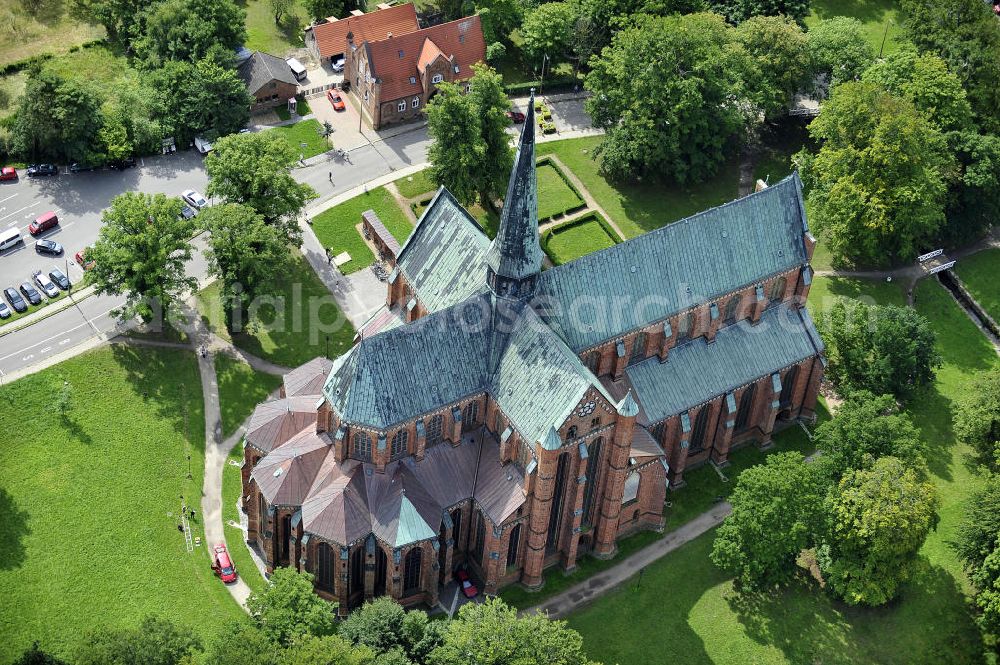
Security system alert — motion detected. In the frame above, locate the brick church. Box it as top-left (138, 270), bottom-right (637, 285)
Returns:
top-left (240, 96), bottom-right (825, 613)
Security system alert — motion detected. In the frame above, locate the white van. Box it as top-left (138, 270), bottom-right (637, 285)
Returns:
top-left (194, 136), bottom-right (213, 154)
top-left (0, 228), bottom-right (23, 252)
top-left (287, 58), bottom-right (307, 82)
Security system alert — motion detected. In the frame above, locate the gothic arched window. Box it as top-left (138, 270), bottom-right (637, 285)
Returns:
top-left (353, 431), bottom-right (371, 460)
top-left (391, 429), bottom-right (408, 458)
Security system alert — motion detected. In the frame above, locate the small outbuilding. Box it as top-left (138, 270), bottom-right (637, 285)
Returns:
top-left (238, 51), bottom-right (299, 112)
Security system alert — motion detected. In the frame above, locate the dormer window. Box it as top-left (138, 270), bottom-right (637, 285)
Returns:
top-left (453, 65), bottom-right (460, 73)
top-left (431, 73), bottom-right (443, 84)
top-left (409, 76), bottom-right (416, 84)
top-left (398, 49), bottom-right (404, 58)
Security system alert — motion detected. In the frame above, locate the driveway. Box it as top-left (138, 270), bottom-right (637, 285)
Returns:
top-left (310, 90), bottom-right (371, 152)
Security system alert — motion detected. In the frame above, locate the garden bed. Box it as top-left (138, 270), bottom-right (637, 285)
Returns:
top-left (536, 157), bottom-right (586, 222)
top-left (541, 212), bottom-right (619, 265)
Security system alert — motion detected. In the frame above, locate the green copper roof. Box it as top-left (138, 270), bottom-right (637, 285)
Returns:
top-left (485, 94), bottom-right (541, 283)
top-left (536, 174), bottom-right (810, 351)
top-left (396, 186), bottom-right (491, 313)
top-left (626, 304), bottom-right (823, 424)
top-left (618, 390), bottom-right (639, 417)
top-left (394, 494), bottom-right (437, 547)
top-left (542, 426), bottom-right (562, 450)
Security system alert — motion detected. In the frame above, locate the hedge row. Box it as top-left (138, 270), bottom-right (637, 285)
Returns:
top-left (0, 39), bottom-right (107, 77)
top-left (540, 211), bottom-right (621, 266)
top-left (535, 155), bottom-right (587, 223)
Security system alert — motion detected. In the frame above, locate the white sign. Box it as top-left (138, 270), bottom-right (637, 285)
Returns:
top-left (918, 249), bottom-right (943, 262)
top-left (928, 261), bottom-right (956, 275)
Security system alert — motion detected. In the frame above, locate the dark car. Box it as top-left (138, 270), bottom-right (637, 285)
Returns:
top-left (26, 164), bottom-right (58, 177)
top-left (49, 267), bottom-right (71, 290)
top-left (70, 162), bottom-right (97, 173)
top-left (507, 110), bottom-right (526, 124)
top-left (179, 204), bottom-right (198, 221)
top-left (108, 157), bottom-right (136, 171)
top-left (19, 281), bottom-right (41, 306)
top-left (35, 239), bottom-right (63, 256)
top-left (3, 287), bottom-right (26, 313)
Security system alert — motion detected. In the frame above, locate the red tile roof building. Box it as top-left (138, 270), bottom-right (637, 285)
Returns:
top-left (346, 15), bottom-right (486, 129)
top-left (305, 3), bottom-right (419, 63)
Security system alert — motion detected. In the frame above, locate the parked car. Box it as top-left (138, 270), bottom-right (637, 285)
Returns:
top-left (74, 246), bottom-right (96, 270)
top-left (454, 567), bottom-right (478, 598)
top-left (49, 267), bottom-right (71, 290)
top-left (181, 189), bottom-right (208, 209)
top-left (339, 80), bottom-right (351, 93)
top-left (108, 157), bottom-right (136, 170)
top-left (19, 281), bottom-right (41, 305)
top-left (28, 211), bottom-right (59, 235)
top-left (26, 164), bottom-right (58, 177)
top-left (331, 56), bottom-right (345, 73)
top-left (0, 301), bottom-right (10, 319)
top-left (506, 110), bottom-right (526, 124)
top-left (69, 162), bottom-right (97, 173)
top-left (35, 239), bottom-right (63, 256)
top-left (179, 204), bottom-right (197, 221)
top-left (194, 137), bottom-right (213, 155)
top-left (0, 166), bottom-right (17, 181)
top-left (327, 90), bottom-right (346, 112)
top-left (33, 271), bottom-right (59, 298)
top-left (4, 286), bottom-right (26, 312)
top-left (211, 544), bottom-right (238, 583)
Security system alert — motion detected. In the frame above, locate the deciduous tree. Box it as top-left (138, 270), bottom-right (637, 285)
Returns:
top-left (821, 456), bottom-right (938, 606)
top-left (817, 300), bottom-right (941, 400)
top-left (204, 620), bottom-right (281, 665)
top-left (87, 192), bottom-right (196, 322)
top-left (807, 17), bottom-right (875, 90)
top-left (11, 643), bottom-right (69, 665)
top-left (476, 0), bottom-right (522, 44)
top-left (709, 0), bottom-right (809, 23)
top-left (813, 390), bottom-right (925, 480)
top-left (734, 15), bottom-right (811, 122)
top-left (279, 634), bottom-right (374, 665)
top-left (74, 615), bottom-right (202, 665)
top-left (302, 0), bottom-right (345, 22)
top-left (710, 452), bottom-right (826, 588)
top-left (520, 2), bottom-right (576, 64)
top-left (270, 0), bottom-right (293, 24)
top-left (246, 568), bottom-right (336, 646)
top-left (953, 368), bottom-right (1000, 469)
top-left (205, 131), bottom-right (316, 243)
top-left (957, 475), bottom-right (1000, 573)
top-left (796, 82), bottom-right (952, 266)
top-left (585, 12), bottom-right (750, 182)
top-left (149, 58), bottom-right (251, 144)
top-left (138, 0), bottom-right (246, 65)
top-left (13, 68), bottom-right (103, 163)
top-left (971, 538), bottom-right (1000, 639)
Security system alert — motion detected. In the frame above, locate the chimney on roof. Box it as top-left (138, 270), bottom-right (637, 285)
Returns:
top-left (387, 31), bottom-right (393, 38)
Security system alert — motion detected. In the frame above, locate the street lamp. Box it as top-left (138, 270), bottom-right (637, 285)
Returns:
top-left (538, 53), bottom-right (549, 97)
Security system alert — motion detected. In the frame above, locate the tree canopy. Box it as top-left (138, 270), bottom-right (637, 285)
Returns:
top-left (953, 367), bottom-right (1000, 469)
top-left (302, 0), bottom-right (345, 22)
top-left (957, 474), bottom-right (1000, 573)
top-left (814, 390), bottom-right (925, 480)
top-left (709, 0), bottom-right (809, 23)
top-left (817, 300), bottom-right (941, 400)
top-left (821, 456), bottom-right (939, 606)
top-left (246, 568), bottom-right (336, 647)
top-left (797, 81), bottom-right (953, 266)
top-left (137, 0), bottom-right (246, 65)
top-left (711, 452), bottom-right (826, 588)
top-left (13, 68), bottom-right (103, 164)
top-left (733, 15), bottom-right (810, 122)
top-left (205, 131), bottom-right (316, 242)
top-left (87, 192), bottom-right (196, 322)
top-left (585, 12), bottom-right (749, 183)
top-left (807, 17), bottom-right (876, 91)
top-left (148, 58), bottom-right (251, 144)
top-left (520, 2), bottom-right (577, 64)
top-left (73, 615), bottom-right (201, 665)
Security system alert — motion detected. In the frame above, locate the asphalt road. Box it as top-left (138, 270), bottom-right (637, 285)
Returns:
top-left (0, 126), bottom-right (432, 378)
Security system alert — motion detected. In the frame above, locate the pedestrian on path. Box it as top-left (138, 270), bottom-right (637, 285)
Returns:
top-left (328, 171), bottom-right (333, 184)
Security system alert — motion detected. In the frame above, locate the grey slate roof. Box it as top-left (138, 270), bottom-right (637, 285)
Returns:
top-left (485, 97), bottom-right (541, 282)
top-left (535, 174), bottom-right (811, 351)
top-left (395, 187), bottom-right (490, 313)
top-left (237, 51), bottom-right (297, 95)
top-left (626, 303), bottom-right (823, 424)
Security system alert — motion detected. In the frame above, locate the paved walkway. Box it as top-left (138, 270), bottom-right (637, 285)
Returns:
top-left (524, 501), bottom-right (733, 619)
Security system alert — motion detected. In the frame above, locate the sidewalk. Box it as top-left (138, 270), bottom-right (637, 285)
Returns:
top-left (524, 501), bottom-right (732, 619)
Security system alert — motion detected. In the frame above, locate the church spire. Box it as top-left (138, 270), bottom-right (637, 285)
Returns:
top-left (485, 90), bottom-right (542, 299)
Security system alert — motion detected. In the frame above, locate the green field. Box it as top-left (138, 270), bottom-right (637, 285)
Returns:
top-left (536, 162), bottom-right (585, 221)
top-left (805, 0), bottom-right (907, 56)
top-left (311, 187), bottom-right (413, 274)
top-left (541, 214), bottom-right (617, 265)
top-left (215, 353), bottom-right (283, 438)
top-left (271, 119), bottom-right (329, 159)
top-left (242, 0), bottom-right (308, 56)
top-left (0, 346), bottom-right (242, 661)
top-left (275, 95), bottom-right (313, 121)
top-left (565, 275), bottom-right (990, 664)
top-left (536, 137), bottom-right (741, 239)
top-left (197, 250), bottom-right (356, 367)
top-left (0, 0), bottom-right (104, 67)
top-left (394, 170), bottom-right (437, 200)
top-left (954, 247), bottom-right (1000, 324)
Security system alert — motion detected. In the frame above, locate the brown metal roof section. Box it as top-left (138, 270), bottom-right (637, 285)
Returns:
top-left (470, 432), bottom-right (525, 524)
top-left (366, 15), bottom-right (485, 101)
top-left (311, 3), bottom-right (418, 59)
top-left (629, 425), bottom-right (665, 461)
top-left (302, 460), bottom-right (372, 545)
top-left (252, 429), bottom-right (333, 505)
top-left (283, 357), bottom-right (334, 397)
top-left (406, 436), bottom-right (480, 508)
top-left (245, 396), bottom-right (320, 454)
top-left (362, 209), bottom-right (402, 258)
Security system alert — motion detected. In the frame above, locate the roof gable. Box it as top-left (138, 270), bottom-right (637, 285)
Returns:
top-left (237, 51), bottom-right (297, 94)
top-left (311, 3), bottom-right (419, 58)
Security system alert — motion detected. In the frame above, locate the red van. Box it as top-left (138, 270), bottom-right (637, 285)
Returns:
top-left (28, 211), bottom-right (58, 236)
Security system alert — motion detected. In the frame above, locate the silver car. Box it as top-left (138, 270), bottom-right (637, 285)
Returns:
top-left (33, 271), bottom-right (60, 298)
top-left (181, 189), bottom-right (208, 209)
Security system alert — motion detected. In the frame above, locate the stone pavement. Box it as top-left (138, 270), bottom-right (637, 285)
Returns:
top-left (524, 501), bottom-right (732, 619)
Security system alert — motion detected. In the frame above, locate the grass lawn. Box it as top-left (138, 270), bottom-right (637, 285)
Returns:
top-left (394, 170), bottom-right (437, 200)
top-left (564, 275), bottom-right (990, 664)
top-left (953, 247), bottom-right (1000, 323)
top-left (0, 346), bottom-right (242, 661)
top-left (536, 162), bottom-right (585, 221)
top-left (806, 274), bottom-right (908, 316)
top-left (536, 136), bottom-right (740, 239)
top-left (311, 187), bottom-right (413, 274)
top-left (275, 95), bottom-right (313, 121)
top-left (222, 448), bottom-right (268, 595)
top-left (241, 0), bottom-right (308, 56)
top-left (752, 118), bottom-right (812, 186)
top-left (197, 250), bottom-right (356, 368)
top-left (0, 0), bottom-right (104, 67)
top-left (542, 214), bottom-right (617, 265)
top-left (215, 354), bottom-right (283, 438)
top-left (805, 0), bottom-right (908, 56)
top-left (270, 119), bottom-right (329, 159)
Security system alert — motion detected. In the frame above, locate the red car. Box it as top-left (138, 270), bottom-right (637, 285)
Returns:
top-left (327, 90), bottom-right (346, 112)
top-left (211, 544), bottom-right (238, 583)
top-left (506, 110), bottom-right (526, 124)
top-left (74, 246), bottom-right (95, 270)
top-left (455, 568), bottom-right (478, 598)
top-left (0, 166), bottom-right (16, 181)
